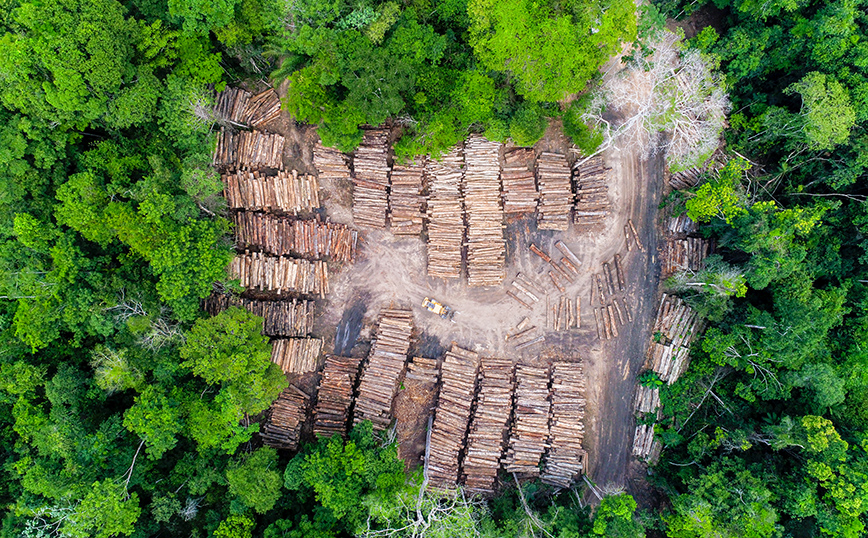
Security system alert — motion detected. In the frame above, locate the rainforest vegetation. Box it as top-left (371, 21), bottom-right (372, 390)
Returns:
top-left (0, 0), bottom-right (866, 535)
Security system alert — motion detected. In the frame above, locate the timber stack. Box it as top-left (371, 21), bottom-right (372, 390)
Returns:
top-left (389, 161), bottom-right (425, 235)
top-left (352, 129), bottom-right (391, 229)
top-left (632, 424), bottom-right (660, 461)
top-left (261, 385), bottom-right (310, 451)
top-left (404, 356), bottom-right (440, 384)
top-left (502, 365), bottom-right (551, 477)
top-left (648, 294), bottom-right (703, 384)
top-left (667, 214), bottom-right (698, 235)
top-left (233, 212), bottom-right (358, 263)
top-left (241, 88), bottom-right (281, 128)
top-left (314, 142), bottom-right (351, 181)
top-left (634, 385), bottom-right (661, 416)
top-left (313, 355), bottom-right (363, 438)
top-left (202, 294), bottom-right (314, 337)
top-left (427, 345), bottom-right (480, 487)
top-left (662, 237), bottom-right (712, 277)
top-left (463, 135), bottom-right (506, 287)
top-left (501, 148), bottom-right (538, 214)
top-left (213, 128), bottom-right (285, 170)
top-left (222, 169), bottom-right (320, 213)
top-left (271, 338), bottom-right (323, 374)
top-left (229, 252), bottom-right (329, 297)
top-left (214, 87), bottom-right (250, 125)
top-left (541, 361), bottom-right (587, 488)
top-left (572, 156), bottom-right (611, 227)
top-left (426, 146), bottom-right (465, 279)
top-left (462, 357), bottom-right (514, 494)
top-left (668, 167), bottom-right (702, 190)
top-left (353, 309), bottom-right (414, 430)
top-left (536, 152), bottom-right (573, 231)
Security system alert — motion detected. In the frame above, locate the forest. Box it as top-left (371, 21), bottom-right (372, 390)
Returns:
top-left (0, 0), bottom-right (866, 535)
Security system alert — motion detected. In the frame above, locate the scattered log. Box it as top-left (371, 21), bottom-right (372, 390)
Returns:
top-left (614, 254), bottom-right (626, 291)
top-left (628, 219), bottom-right (645, 252)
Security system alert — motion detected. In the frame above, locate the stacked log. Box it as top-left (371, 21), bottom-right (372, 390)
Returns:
top-left (427, 345), bottom-right (481, 487)
top-left (634, 385), bottom-right (660, 415)
top-left (314, 142), bottom-right (351, 181)
top-left (462, 358), bottom-right (514, 494)
top-left (214, 87), bottom-right (250, 125)
top-left (649, 294), bottom-right (702, 384)
top-left (536, 152), bottom-right (573, 231)
top-left (271, 338), bottom-right (323, 374)
top-left (502, 365), bottom-right (551, 477)
top-left (389, 161), bottom-right (425, 235)
top-left (541, 362), bottom-right (587, 488)
top-left (213, 128), bottom-right (284, 170)
top-left (202, 294), bottom-right (314, 337)
top-left (404, 356), bottom-right (440, 384)
top-left (233, 212), bottom-right (358, 264)
top-left (261, 385), bottom-right (310, 450)
top-left (241, 88), bottom-right (281, 128)
top-left (667, 214), bottom-right (698, 235)
top-left (353, 309), bottom-right (414, 430)
top-left (463, 135), bottom-right (506, 287)
top-left (501, 148), bottom-right (538, 214)
top-left (661, 237), bottom-right (712, 277)
top-left (223, 169), bottom-right (320, 213)
top-left (669, 167), bottom-right (702, 190)
top-left (632, 424), bottom-right (660, 460)
top-left (313, 355), bottom-right (364, 438)
top-left (352, 129), bottom-right (391, 229)
top-left (426, 146), bottom-right (465, 279)
top-left (229, 252), bottom-right (329, 297)
top-left (395, 357), bottom-right (442, 467)
top-left (572, 156), bottom-right (610, 227)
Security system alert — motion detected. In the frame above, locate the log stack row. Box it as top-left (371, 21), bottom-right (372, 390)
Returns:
top-left (649, 294), bottom-right (702, 384)
top-left (463, 135), bottom-right (506, 287)
top-left (271, 337), bottom-right (323, 374)
top-left (634, 385), bottom-right (661, 415)
top-left (353, 309), bottom-right (414, 430)
top-left (462, 358), bottom-right (514, 494)
top-left (223, 169), bottom-right (320, 213)
top-left (572, 156), bottom-right (610, 227)
top-left (352, 129), bottom-right (391, 229)
top-left (314, 142), bottom-right (351, 181)
top-left (541, 361), bottom-right (587, 488)
top-left (214, 87), bottom-right (281, 128)
top-left (502, 365), bottom-right (551, 477)
top-left (662, 237), bottom-right (712, 277)
top-left (632, 424), bottom-right (660, 460)
top-left (389, 162), bottom-right (425, 235)
top-left (426, 146), bottom-right (465, 279)
top-left (313, 355), bottom-right (364, 438)
top-left (427, 345), bottom-right (481, 487)
top-left (667, 214), bottom-right (698, 235)
top-left (213, 128), bottom-right (285, 170)
top-left (214, 87), bottom-right (251, 125)
top-left (501, 148), bottom-right (538, 214)
top-left (536, 152), bottom-right (573, 231)
top-left (261, 385), bottom-right (310, 450)
top-left (233, 212), bottom-right (358, 264)
top-left (230, 252), bottom-right (329, 297)
top-left (202, 294), bottom-right (314, 337)
top-left (668, 167), bottom-right (703, 190)
top-left (404, 356), bottom-right (440, 384)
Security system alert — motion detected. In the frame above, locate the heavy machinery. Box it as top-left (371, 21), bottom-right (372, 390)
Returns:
top-left (422, 297), bottom-right (455, 321)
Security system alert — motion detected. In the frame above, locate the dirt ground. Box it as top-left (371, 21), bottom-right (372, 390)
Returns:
top-left (307, 124), bottom-right (663, 495)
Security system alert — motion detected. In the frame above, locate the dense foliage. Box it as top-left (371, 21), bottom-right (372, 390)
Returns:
top-left (651, 0), bottom-right (868, 536)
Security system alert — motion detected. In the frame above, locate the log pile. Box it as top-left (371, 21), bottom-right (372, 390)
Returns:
top-left (501, 148), bottom-right (537, 214)
top-left (536, 152), bottom-right (573, 231)
top-left (314, 142), bottom-right (351, 181)
top-left (634, 385), bottom-right (660, 415)
top-left (202, 294), bottom-right (314, 337)
top-left (572, 156), bottom-right (611, 227)
top-left (404, 356), bottom-right (440, 384)
top-left (649, 294), bottom-right (702, 384)
top-left (667, 214), bottom-right (698, 235)
top-left (352, 129), bottom-right (391, 229)
top-left (632, 423), bottom-right (661, 460)
top-left (229, 252), bottom-right (329, 297)
top-left (669, 167), bottom-right (702, 190)
top-left (426, 146), bottom-right (465, 279)
top-left (463, 135), bottom-right (506, 287)
top-left (213, 128), bottom-right (285, 170)
top-left (395, 357), bottom-right (442, 467)
top-left (662, 237), bottom-right (712, 277)
top-left (462, 358), bottom-right (514, 494)
top-left (223, 169), bottom-right (320, 213)
top-left (389, 162), bottom-right (425, 235)
top-left (353, 309), bottom-right (414, 430)
top-left (541, 361), bottom-right (587, 488)
top-left (502, 365), bottom-right (551, 477)
top-left (214, 87), bottom-right (281, 128)
top-left (313, 355), bottom-right (363, 438)
top-left (261, 385), bottom-right (310, 450)
top-left (233, 212), bottom-right (358, 264)
top-left (271, 337), bottom-right (323, 374)
top-left (427, 345), bottom-right (480, 487)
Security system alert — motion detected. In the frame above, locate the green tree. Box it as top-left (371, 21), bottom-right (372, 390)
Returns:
top-left (785, 72), bottom-right (856, 150)
top-left (592, 493), bottom-right (644, 537)
top-left (63, 479), bottom-right (141, 538)
top-left (226, 447), bottom-right (283, 514)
